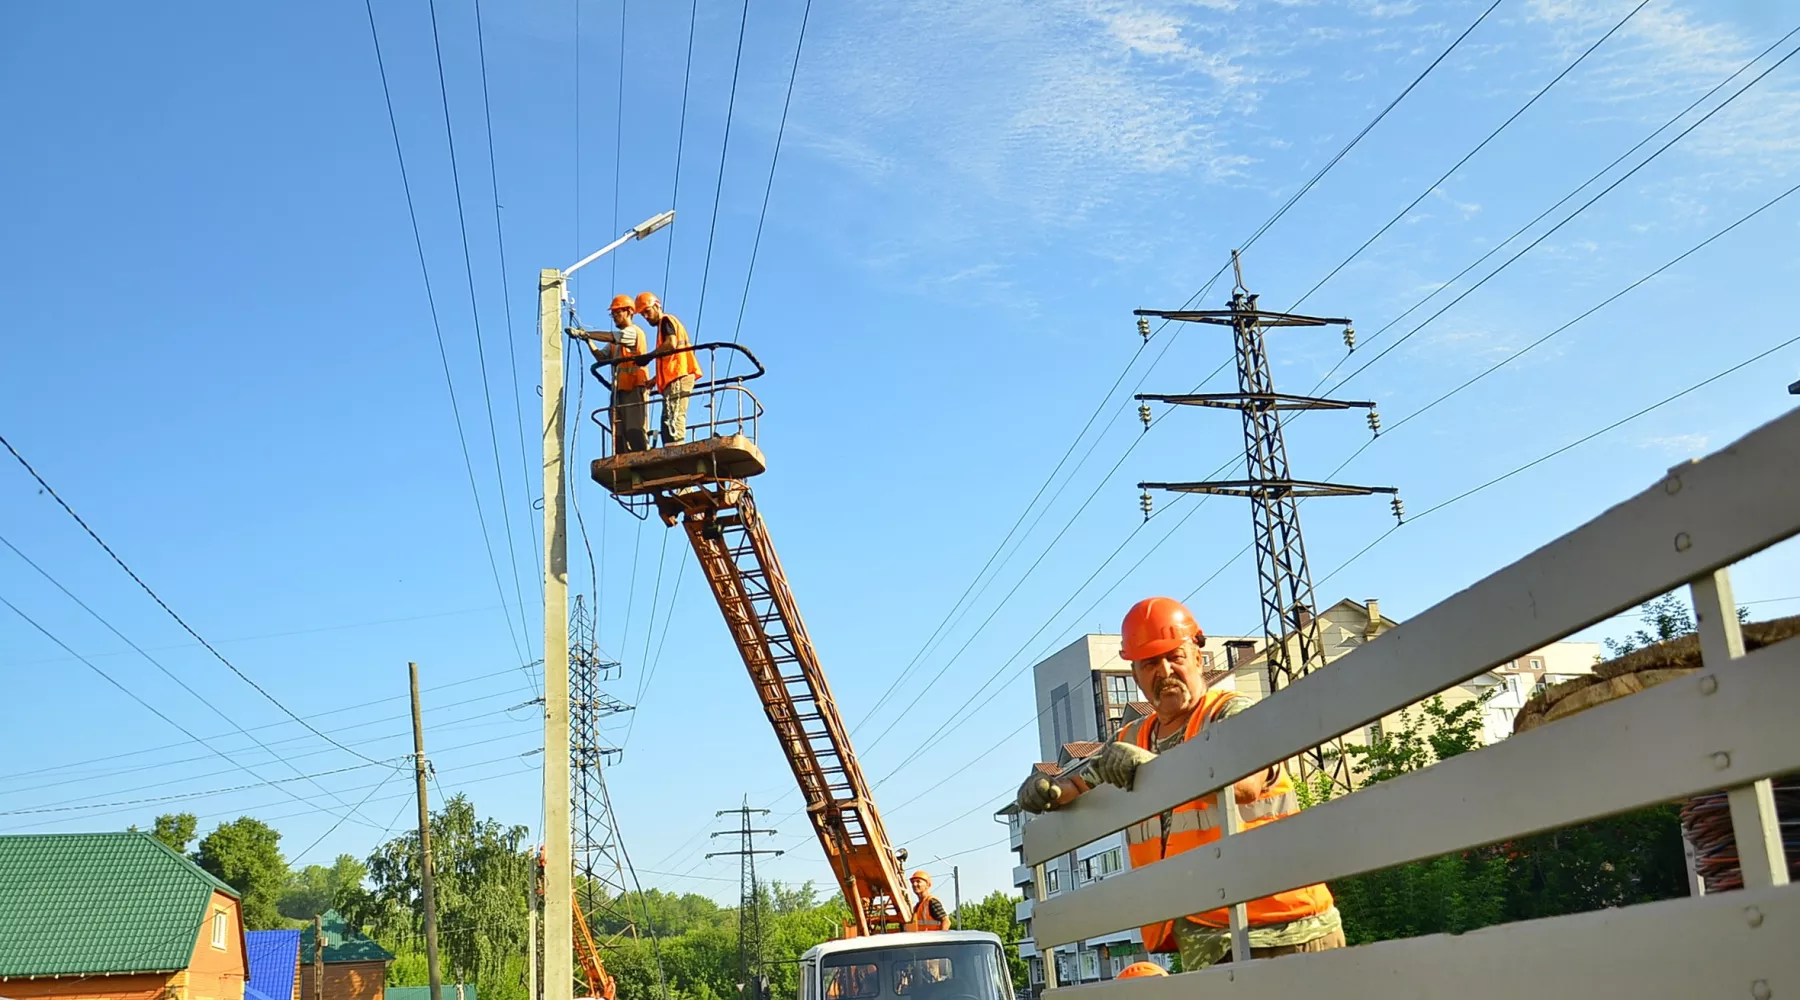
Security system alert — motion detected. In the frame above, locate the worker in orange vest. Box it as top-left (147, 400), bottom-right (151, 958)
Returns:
top-left (1014, 597), bottom-right (1344, 971)
top-left (634, 292), bottom-right (703, 446)
top-left (570, 294), bottom-right (653, 453)
top-left (909, 870), bottom-right (950, 930)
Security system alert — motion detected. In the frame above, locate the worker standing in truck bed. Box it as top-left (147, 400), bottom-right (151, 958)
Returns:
top-left (1014, 596), bottom-right (1344, 970)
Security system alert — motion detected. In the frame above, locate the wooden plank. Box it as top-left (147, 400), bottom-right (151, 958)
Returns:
top-left (1030, 635), bottom-right (1800, 949)
top-left (1022, 408), bottom-right (1800, 865)
top-left (1044, 882), bottom-right (1799, 1000)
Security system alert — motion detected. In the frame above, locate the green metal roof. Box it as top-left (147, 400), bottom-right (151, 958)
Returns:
top-left (0, 832), bottom-right (239, 979)
top-left (299, 910), bottom-right (395, 963)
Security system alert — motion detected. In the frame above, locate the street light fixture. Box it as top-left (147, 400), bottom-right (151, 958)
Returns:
top-left (562, 209), bottom-right (676, 284)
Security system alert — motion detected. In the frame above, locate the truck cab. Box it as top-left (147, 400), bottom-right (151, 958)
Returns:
top-left (799, 932), bottom-right (1014, 1000)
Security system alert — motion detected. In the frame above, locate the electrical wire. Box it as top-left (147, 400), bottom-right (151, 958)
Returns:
top-left (722, 0), bottom-right (813, 376)
top-left (1287, 0), bottom-right (1649, 312)
top-left (1320, 36), bottom-right (1800, 395)
top-left (426, 0), bottom-right (536, 664)
top-left (692, 0), bottom-right (753, 334)
top-left (662, 0), bottom-right (700, 298)
top-left (611, 0), bottom-right (628, 290)
top-left (0, 592), bottom-right (387, 830)
top-left (473, 0), bottom-right (548, 666)
top-left (1, 432), bottom-right (389, 766)
top-left (362, 0), bottom-right (533, 684)
top-left (0, 532), bottom-right (392, 826)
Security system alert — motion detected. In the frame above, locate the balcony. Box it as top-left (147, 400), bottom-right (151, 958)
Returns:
top-left (1012, 864), bottom-right (1033, 888)
top-left (1015, 897), bottom-right (1033, 924)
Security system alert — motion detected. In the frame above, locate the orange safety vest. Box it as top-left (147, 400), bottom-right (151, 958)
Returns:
top-left (654, 313), bottom-right (703, 392)
top-left (613, 323), bottom-right (652, 391)
top-left (1120, 690), bottom-right (1332, 952)
top-left (912, 896), bottom-right (945, 931)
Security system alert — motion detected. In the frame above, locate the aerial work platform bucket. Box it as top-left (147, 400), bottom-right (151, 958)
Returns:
top-left (582, 340), bottom-right (768, 500)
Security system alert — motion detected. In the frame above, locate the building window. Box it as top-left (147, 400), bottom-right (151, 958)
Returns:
top-left (1045, 868), bottom-right (1060, 895)
top-left (1104, 674), bottom-right (1133, 706)
top-left (1080, 951), bottom-right (1100, 981)
top-left (1029, 958), bottom-right (1043, 985)
top-left (1101, 848), bottom-right (1122, 875)
top-left (211, 910), bottom-right (227, 949)
top-left (1529, 657), bottom-right (1544, 670)
top-left (1201, 651), bottom-right (1213, 669)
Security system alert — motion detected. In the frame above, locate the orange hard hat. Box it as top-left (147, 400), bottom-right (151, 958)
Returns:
top-left (1120, 597), bottom-right (1203, 662)
top-left (609, 294), bottom-right (635, 312)
top-left (634, 291), bottom-right (661, 314)
top-left (1116, 962), bottom-right (1168, 980)
top-left (910, 870), bottom-right (931, 885)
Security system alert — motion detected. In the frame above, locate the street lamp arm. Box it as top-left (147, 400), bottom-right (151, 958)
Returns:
top-left (563, 210), bottom-right (676, 278)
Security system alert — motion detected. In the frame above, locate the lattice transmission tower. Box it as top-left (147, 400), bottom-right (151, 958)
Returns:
top-left (1135, 252), bottom-right (1400, 796)
top-left (708, 801), bottom-right (782, 1000)
top-left (569, 595), bottom-right (643, 949)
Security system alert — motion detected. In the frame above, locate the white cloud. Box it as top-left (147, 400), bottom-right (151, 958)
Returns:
top-left (1638, 432), bottom-right (1710, 456)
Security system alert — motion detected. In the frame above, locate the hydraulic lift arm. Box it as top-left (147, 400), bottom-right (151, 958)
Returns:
top-left (656, 483), bottom-right (916, 935)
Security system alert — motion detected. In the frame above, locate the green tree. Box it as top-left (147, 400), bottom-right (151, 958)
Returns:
top-left (279, 853), bottom-right (369, 921)
top-left (128, 812), bottom-right (198, 854)
top-left (194, 817), bottom-right (289, 930)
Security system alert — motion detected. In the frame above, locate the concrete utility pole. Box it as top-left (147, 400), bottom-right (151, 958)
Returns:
top-left (542, 211), bottom-right (673, 1000)
top-left (411, 663), bottom-right (444, 1000)
top-left (541, 266), bottom-right (574, 1000)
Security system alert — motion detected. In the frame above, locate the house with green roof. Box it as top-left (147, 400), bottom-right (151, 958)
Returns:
top-left (0, 831), bottom-right (248, 1000)
top-left (297, 910), bottom-right (394, 1000)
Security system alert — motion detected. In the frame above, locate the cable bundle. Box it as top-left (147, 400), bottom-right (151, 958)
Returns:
top-left (1678, 781), bottom-right (1800, 893)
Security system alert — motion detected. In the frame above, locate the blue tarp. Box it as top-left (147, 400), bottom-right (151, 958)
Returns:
top-left (245, 929), bottom-right (301, 1000)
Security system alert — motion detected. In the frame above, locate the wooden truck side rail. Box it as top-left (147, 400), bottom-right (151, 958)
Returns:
top-left (1020, 406), bottom-right (1800, 997)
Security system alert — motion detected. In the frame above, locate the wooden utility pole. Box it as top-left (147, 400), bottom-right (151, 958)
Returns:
top-left (541, 267), bottom-right (574, 1000)
top-left (313, 915), bottom-right (324, 1000)
top-left (412, 662), bottom-right (444, 1000)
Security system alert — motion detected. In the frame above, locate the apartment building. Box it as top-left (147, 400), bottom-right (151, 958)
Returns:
top-left (996, 599), bottom-right (1598, 993)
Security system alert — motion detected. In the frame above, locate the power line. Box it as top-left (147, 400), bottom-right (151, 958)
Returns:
top-left (472, 0), bottom-right (548, 668)
top-left (426, 0), bottom-right (537, 664)
top-left (0, 532), bottom-right (391, 826)
top-left (0, 668), bottom-right (526, 785)
top-left (662, 0), bottom-right (700, 298)
top-left (692, 0), bottom-right (753, 333)
top-left (1288, 0), bottom-right (1649, 311)
top-left (1, 432), bottom-right (387, 766)
top-left (362, 0), bottom-right (533, 682)
top-left (1321, 36), bottom-right (1800, 395)
top-left (0, 592), bottom-right (387, 830)
top-left (726, 0), bottom-right (813, 352)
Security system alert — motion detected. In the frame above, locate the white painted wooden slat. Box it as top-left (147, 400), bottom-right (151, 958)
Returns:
top-left (1031, 635), bottom-right (1800, 949)
top-left (1045, 882), bottom-right (1798, 1000)
top-left (1023, 408), bottom-right (1800, 865)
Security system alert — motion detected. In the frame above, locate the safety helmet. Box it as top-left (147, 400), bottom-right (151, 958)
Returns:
top-left (634, 291), bottom-right (661, 314)
top-left (1119, 597), bottom-right (1203, 662)
top-left (609, 294), bottom-right (636, 312)
top-left (909, 870), bottom-right (931, 887)
top-left (1116, 962), bottom-right (1168, 980)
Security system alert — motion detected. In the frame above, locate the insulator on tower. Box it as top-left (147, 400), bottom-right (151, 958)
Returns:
top-left (1138, 403), bottom-right (1152, 430)
top-left (1137, 316), bottom-right (1151, 341)
top-left (1139, 490), bottom-right (1154, 521)
top-left (1366, 409), bottom-right (1381, 436)
top-left (1391, 495), bottom-right (1405, 524)
top-left (1343, 325), bottom-right (1356, 351)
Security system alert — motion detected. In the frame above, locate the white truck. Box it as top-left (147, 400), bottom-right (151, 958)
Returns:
top-left (797, 931), bottom-right (1016, 1000)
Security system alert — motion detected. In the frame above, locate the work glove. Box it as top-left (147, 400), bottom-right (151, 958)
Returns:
top-left (1089, 742), bottom-right (1157, 791)
top-left (1017, 773), bottom-right (1065, 814)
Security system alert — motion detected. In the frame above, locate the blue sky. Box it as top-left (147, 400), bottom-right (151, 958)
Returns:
top-left (3, 0), bottom-right (1798, 908)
